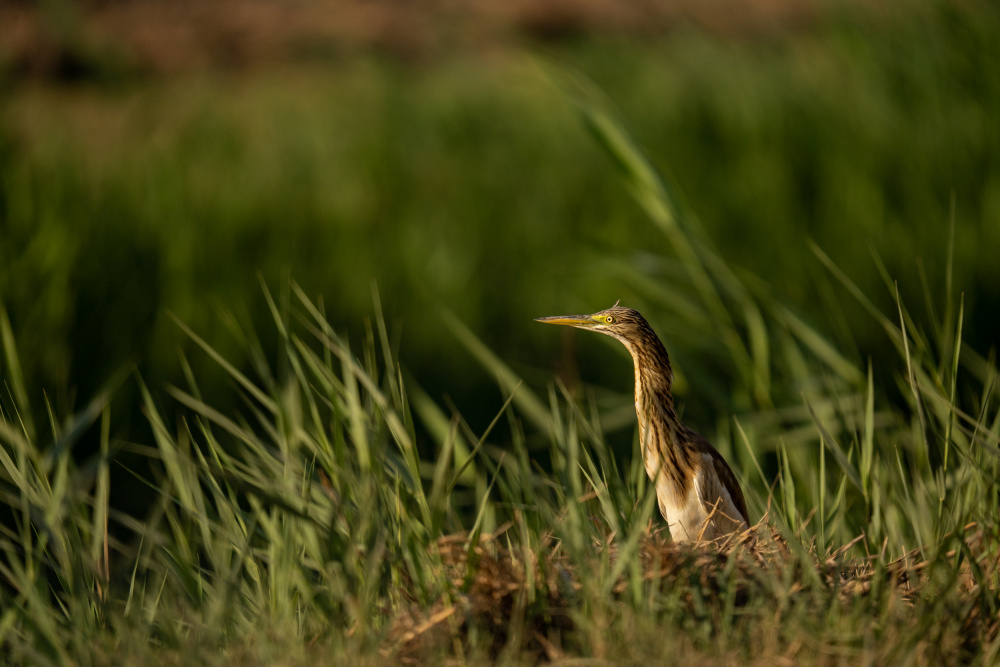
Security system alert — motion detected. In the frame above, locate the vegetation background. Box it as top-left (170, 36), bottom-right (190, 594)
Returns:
top-left (0, 0), bottom-right (998, 663)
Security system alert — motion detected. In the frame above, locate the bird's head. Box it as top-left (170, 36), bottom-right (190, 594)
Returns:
top-left (534, 301), bottom-right (650, 344)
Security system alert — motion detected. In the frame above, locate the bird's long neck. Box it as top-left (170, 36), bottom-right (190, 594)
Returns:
top-left (619, 327), bottom-right (694, 479)
top-left (627, 334), bottom-right (674, 439)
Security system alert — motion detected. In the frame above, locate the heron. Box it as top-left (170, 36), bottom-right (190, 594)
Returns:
top-left (536, 302), bottom-right (748, 542)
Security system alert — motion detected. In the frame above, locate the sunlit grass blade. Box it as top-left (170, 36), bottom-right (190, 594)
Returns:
top-left (0, 303), bottom-right (35, 442)
top-left (861, 361), bottom-right (875, 503)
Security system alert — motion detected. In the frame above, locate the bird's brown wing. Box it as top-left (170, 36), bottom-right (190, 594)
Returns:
top-left (691, 432), bottom-right (749, 525)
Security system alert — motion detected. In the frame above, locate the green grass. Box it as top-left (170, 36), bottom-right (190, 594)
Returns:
top-left (1, 61), bottom-right (998, 663)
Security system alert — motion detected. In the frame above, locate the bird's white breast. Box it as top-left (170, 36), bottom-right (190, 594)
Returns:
top-left (650, 453), bottom-right (745, 542)
top-left (654, 476), bottom-right (711, 541)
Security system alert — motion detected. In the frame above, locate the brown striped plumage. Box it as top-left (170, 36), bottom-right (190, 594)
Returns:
top-left (536, 303), bottom-right (748, 542)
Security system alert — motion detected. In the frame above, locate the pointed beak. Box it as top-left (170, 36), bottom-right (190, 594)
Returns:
top-left (534, 314), bottom-right (597, 327)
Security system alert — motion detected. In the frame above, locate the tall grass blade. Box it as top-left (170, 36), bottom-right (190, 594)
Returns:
top-left (439, 306), bottom-right (552, 434)
top-left (0, 304), bottom-right (34, 441)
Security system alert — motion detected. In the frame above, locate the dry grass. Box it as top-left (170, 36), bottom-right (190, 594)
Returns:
top-left (388, 519), bottom-right (1000, 663)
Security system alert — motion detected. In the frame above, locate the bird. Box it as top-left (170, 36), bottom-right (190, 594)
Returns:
top-left (536, 302), bottom-right (748, 542)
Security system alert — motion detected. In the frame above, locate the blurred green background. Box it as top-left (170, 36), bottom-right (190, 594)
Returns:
top-left (1, 0), bottom-right (998, 455)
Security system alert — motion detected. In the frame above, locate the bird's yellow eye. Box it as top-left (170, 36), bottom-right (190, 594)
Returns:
top-left (606, 315), bottom-right (614, 323)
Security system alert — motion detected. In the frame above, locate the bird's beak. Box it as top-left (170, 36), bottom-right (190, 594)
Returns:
top-left (534, 314), bottom-right (599, 328)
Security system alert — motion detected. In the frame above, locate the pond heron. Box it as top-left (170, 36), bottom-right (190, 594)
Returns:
top-left (536, 303), bottom-right (748, 542)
